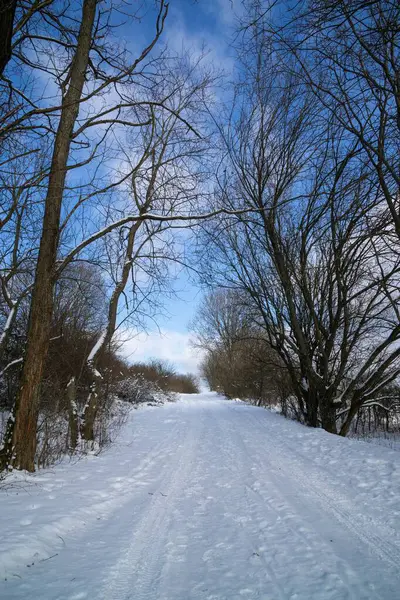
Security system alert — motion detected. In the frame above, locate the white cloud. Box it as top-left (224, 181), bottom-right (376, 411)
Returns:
top-left (164, 7), bottom-right (235, 76)
top-left (120, 329), bottom-right (203, 375)
top-left (213, 0), bottom-right (245, 26)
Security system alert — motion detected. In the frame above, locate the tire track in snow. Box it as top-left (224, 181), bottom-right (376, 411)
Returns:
top-left (238, 409), bottom-right (400, 598)
top-left (213, 409), bottom-right (291, 600)
top-left (0, 415), bottom-right (184, 580)
top-left (208, 405), bottom-right (379, 600)
top-left (214, 407), bottom-right (379, 600)
top-left (244, 409), bottom-right (400, 570)
top-left (98, 403), bottom-right (205, 600)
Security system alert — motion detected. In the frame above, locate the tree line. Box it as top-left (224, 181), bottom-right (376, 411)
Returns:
top-left (192, 0), bottom-right (400, 436)
top-left (0, 0), bottom-right (208, 472)
top-left (0, 0), bottom-right (399, 473)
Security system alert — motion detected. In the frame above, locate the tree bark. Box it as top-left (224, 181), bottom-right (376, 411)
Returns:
top-left (67, 377), bottom-right (78, 451)
top-left (320, 398), bottom-right (337, 434)
top-left (0, 0), bottom-right (98, 472)
top-left (305, 390), bottom-right (318, 428)
top-left (0, 0), bottom-right (17, 75)
top-left (339, 402), bottom-right (359, 437)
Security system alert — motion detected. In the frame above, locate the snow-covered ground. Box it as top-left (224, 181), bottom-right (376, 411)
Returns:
top-left (1, 392), bottom-right (400, 600)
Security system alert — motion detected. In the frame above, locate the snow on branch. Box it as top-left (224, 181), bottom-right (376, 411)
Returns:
top-left (87, 330), bottom-right (107, 363)
top-left (0, 304), bottom-right (16, 347)
top-left (0, 357), bottom-right (23, 379)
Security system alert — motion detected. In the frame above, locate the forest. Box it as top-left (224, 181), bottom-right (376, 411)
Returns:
top-left (1, 0), bottom-right (400, 473)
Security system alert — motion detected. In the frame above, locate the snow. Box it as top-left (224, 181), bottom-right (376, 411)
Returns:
top-left (87, 330), bottom-right (107, 363)
top-left (1, 392), bottom-right (400, 599)
top-left (0, 304), bottom-right (16, 346)
top-left (0, 357), bottom-right (23, 378)
top-left (300, 377), bottom-right (309, 391)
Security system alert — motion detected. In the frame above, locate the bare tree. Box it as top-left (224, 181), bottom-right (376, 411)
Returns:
top-left (80, 59), bottom-right (212, 442)
top-left (192, 289), bottom-right (288, 406)
top-left (0, 0), bottom-right (57, 75)
top-left (250, 0), bottom-right (400, 240)
top-left (0, 0), bottom-right (17, 74)
top-left (0, 0), bottom-right (170, 471)
top-left (196, 12), bottom-right (400, 434)
top-left (0, 0), bottom-right (100, 471)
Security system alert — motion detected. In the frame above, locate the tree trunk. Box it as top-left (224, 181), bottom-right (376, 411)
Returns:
top-left (0, 0), bottom-right (98, 472)
top-left (81, 221), bottom-right (141, 442)
top-left (67, 377), bottom-right (78, 451)
top-left (0, 0), bottom-right (17, 75)
top-left (320, 398), bottom-right (337, 434)
top-left (81, 370), bottom-right (103, 443)
top-left (339, 401), bottom-right (360, 436)
top-left (355, 409), bottom-right (360, 434)
top-left (0, 303), bottom-right (17, 355)
top-left (303, 389), bottom-right (318, 428)
top-left (306, 404), bottom-right (318, 427)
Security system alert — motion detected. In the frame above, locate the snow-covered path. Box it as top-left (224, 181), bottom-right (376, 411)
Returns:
top-left (1, 393), bottom-right (400, 600)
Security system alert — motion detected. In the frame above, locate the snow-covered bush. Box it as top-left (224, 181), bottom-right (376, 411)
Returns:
top-left (114, 375), bottom-right (176, 406)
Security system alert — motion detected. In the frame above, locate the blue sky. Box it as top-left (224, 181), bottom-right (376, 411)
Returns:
top-left (120, 0), bottom-right (240, 374)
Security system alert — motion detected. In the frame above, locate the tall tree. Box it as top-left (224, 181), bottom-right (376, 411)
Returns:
top-left (0, 0), bottom-right (17, 74)
top-left (80, 60), bottom-right (212, 441)
top-left (197, 7), bottom-right (400, 434)
top-left (1, 0), bottom-right (99, 471)
top-left (250, 0), bottom-right (400, 240)
top-left (1, 0), bottom-right (171, 471)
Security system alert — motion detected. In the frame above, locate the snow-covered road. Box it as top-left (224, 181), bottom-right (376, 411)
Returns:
top-left (1, 393), bottom-right (400, 599)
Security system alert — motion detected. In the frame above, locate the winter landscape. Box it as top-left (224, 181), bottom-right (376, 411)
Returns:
top-left (1, 0), bottom-right (400, 598)
top-left (0, 393), bottom-right (399, 599)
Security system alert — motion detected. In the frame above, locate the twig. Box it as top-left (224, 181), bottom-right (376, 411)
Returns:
top-left (39, 553), bottom-right (58, 563)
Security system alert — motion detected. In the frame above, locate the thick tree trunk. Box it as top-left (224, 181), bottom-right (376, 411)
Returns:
top-left (0, 0), bottom-right (97, 472)
top-left (0, 0), bottom-right (17, 75)
top-left (320, 398), bottom-right (337, 434)
top-left (306, 402), bottom-right (318, 427)
top-left (303, 389), bottom-right (318, 428)
top-left (339, 402), bottom-right (359, 437)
